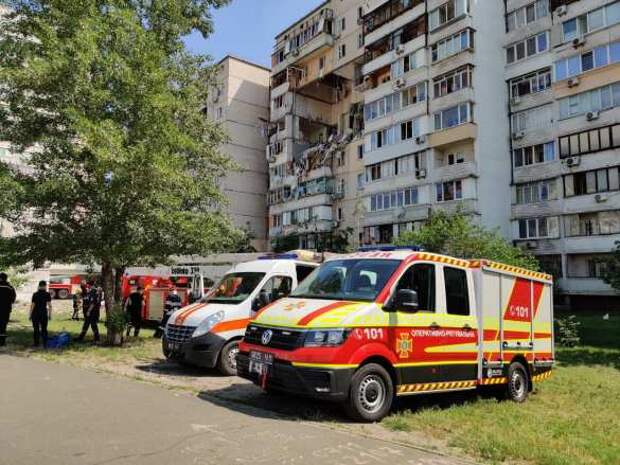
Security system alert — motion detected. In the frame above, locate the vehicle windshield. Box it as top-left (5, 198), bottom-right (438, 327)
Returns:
top-left (204, 272), bottom-right (266, 304)
top-left (290, 259), bottom-right (401, 302)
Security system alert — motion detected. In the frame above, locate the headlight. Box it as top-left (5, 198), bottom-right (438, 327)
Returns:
top-left (304, 329), bottom-right (350, 347)
top-left (192, 311), bottom-right (225, 338)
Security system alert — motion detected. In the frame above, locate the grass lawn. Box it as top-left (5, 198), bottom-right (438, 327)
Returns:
top-left (383, 309), bottom-right (620, 465)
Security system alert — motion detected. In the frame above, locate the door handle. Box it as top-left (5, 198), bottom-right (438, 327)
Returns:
top-left (430, 322), bottom-right (440, 330)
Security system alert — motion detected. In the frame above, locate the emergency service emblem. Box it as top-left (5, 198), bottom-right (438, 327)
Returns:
top-left (396, 333), bottom-right (413, 358)
top-left (261, 329), bottom-right (273, 345)
top-left (283, 301), bottom-right (306, 311)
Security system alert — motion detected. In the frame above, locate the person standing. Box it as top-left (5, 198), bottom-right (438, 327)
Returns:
top-left (30, 280), bottom-right (52, 348)
top-left (154, 288), bottom-right (182, 338)
top-left (71, 291), bottom-right (82, 320)
top-left (125, 286), bottom-right (144, 337)
top-left (75, 286), bottom-right (101, 343)
top-left (0, 272), bottom-right (17, 347)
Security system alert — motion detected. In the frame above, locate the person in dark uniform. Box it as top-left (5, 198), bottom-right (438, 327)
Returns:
top-left (154, 288), bottom-right (182, 338)
top-left (0, 272), bottom-right (17, 347)
top-left (80, 281), bottom-right (90, 320)
top-left (30, 280), bottom-right (52, 348)
top-left (71, 291), bottom-right (82, 320)
top-left (75, 286), bottom-right (102, 343)
top-left (124, 286), bottom-right (144, 337)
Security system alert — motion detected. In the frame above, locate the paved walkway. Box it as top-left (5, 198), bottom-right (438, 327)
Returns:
top-left (0, 356), bottom-right (471, 465)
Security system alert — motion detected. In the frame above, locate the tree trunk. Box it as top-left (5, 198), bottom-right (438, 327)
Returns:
top-left (113, 266), bottom-right (125, 304)
top-left (101, 261), bottom-right (123, 345)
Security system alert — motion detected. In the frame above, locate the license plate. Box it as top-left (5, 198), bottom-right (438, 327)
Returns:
top-left (249, 351), bottom-right (273, 375)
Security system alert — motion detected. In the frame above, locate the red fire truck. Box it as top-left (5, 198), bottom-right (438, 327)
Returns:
top-left (48, 275), bottom-right (87, 299)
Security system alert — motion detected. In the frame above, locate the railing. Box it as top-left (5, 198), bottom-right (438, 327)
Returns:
top-left (363, 0), bottom-right (423, 35)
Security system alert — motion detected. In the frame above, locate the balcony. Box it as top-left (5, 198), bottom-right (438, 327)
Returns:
top-left (362, 34), bottom-right (425, 77)
top-left (272, 32), bottom-right (335, 76)
top-left (364, 1), bottom-right (425, 47)
top-left (434, 161), bottom-right (478, 182)
top-left (428, 122), bottom-right (477, 149)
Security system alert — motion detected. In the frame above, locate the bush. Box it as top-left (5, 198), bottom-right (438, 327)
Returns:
top-left (556, 315), bottom-right (581, 347)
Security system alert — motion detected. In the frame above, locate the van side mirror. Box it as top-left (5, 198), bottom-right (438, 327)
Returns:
top-left (387, 289), bottom-right (419, 313)
top-left (252, 290), bottom-right (272, 312)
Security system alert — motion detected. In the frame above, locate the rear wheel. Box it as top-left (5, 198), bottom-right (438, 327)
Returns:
top-left (218, 340), bottom-right (240, 376)
top-left (345, 363), bottom-right (394, 422)
top-left (57, 289), bottom-right (70, 299)
top-left (506, 361), bottom-right (529, 402)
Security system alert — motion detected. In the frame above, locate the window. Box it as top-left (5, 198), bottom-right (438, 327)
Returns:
top-left (319, 56), bottom-right (325, 69)
top-left (511, 104), bottom-right (552, 132)
top-left (433, 66), bottom-right (472, 98)
top-left (369, 187), bottom-right (418, 212)
top-left (516, 180), bottom-right (554, 204)
top-left (559, 82), bottom-right (620, 119)
top-left (401, 82), bottom-right (427, 106)
top-left (338, 44), bottom-right (346, 60)
top-left (391, 49), bottom-right (424, 78)
top-left (357, 145), bottom-right (364, 159)
top-left (296, 265), bottom-right (316, 284)
top-left (514, 142), bottom-right (555, 167)
top-left (436, 180), bottom-right (463, 201)
top-left (364, 93), bottom-right (401, 122)
top-left (506, 0), bottom-right (548, 32)
top-left (429, 0), bottom-right (469, 31)
top-left (369, 119), bottom-right (421, 151)
top-left (444, 267), bottom-right (469, 315)
top-left (340, 17), bottom-right (346, 32)
top-left (564, 166), bottom-right (620, 197)
top-left (562, 2), bottom-right (620, 43)
top-left (555, 42), bottom-right (620, 81)
top-left (357, 173), bottom-right (364, 190)
top-left (510, 68), bottom-right (551, 98)
top-left (447, 152), bottom-right (464, 165)
top-left (506, 31), bottom-right (548, 64)
top-left (559, 123), bottom-right (620, 158)
top-left (518, 217), bottom-right (553, 239)
top-left (358, 33), bottom-right (364, 48)
top-left (273, 95), bottom-right (285, 109)
top-left (396, 264), bottom-right (435, 312)
top-left (431, 29), bottom-right (473, 62)
top-left (434, 103), bottom-right (471, 130)
top-left (257, 276), bottom-right (293, 305)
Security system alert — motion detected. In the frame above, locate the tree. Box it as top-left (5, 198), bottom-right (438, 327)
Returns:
top-left (599, 241), bottom-right (620, 291)
top-left (0, 0), bottom-right (238, 341)
top-left (394, 211), bottom-right (539, 270)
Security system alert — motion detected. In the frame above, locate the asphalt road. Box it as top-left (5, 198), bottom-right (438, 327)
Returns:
top-left (0, 356), bottom-right (471, 465)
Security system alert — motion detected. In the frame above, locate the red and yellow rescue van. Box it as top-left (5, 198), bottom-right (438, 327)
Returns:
top-left (237, 247), bottom-right (554, 421)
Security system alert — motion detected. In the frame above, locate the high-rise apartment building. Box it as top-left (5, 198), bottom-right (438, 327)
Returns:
top-left (267, 0), bottom-right (620, 309)
top-left (205, 56), bottom-right (271, 251)
top-left (506, 0), bottom-right (620, 309)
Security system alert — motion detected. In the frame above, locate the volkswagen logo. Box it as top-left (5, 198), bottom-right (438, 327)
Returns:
top-left (261, 329), bottom-right (273, 345)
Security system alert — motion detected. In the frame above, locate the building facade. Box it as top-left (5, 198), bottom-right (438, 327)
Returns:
top-left (205, 56), bottom-right (271, 251)
top-left (505, 0), bottom-right (620, 309)
top-left (267, 0), bottom-right (620, 309)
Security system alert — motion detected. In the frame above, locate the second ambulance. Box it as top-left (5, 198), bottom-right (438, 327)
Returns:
top-left (237, 247), bottom-right (554, 421)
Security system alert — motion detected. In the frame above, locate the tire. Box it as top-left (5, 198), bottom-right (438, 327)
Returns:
top-left (50, 290), bottom-right (58, 299)
top-left (345, 363), bottom-right (394, 422)
top-left (505, 361), bottom-right (529, 403)
top-left (57, 289), bottom-right (70, 299)
top-left (218, 339), bottom-right (240, 376)
top-left (162, 337), bottom-right (173, 360)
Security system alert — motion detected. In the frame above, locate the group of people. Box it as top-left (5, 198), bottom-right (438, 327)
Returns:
top-left (0, 271), bottom-right (184, 347)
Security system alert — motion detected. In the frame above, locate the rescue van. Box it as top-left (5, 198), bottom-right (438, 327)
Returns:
top-left (236, 247), bottom-right (554, 421)
top-left (163, 253), bottom-right (320, 375)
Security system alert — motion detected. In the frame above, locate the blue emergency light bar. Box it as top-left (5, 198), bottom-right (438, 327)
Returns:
top-left (357, 245), bottom-right (422, 252)
top-left (258, 253), bottom-right (299, 260)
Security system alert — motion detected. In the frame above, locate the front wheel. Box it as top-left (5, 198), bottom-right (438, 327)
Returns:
top-left (345, 363), bottom-right (394, 422)
top-left (218, 340), bottom-right (240, 376)
top-left (506, 361), bottom-right (529, 402)
top-left (162, 337), bottom-right (173, 360)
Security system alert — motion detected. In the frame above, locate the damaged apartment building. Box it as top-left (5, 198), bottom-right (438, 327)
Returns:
top-left (267, 0), bottom-right (620, 309)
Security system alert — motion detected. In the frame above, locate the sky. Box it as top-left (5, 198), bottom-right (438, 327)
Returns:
top-left (183, 0), bottom-right (325, 68)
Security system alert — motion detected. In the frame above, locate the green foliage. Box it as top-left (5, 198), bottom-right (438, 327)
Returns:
top-left (105, 304), bottom-right (128, 333)
top-left (4, 266), bottom-right (29, 290)
top-left (394, 211), bottom-right (539, 270)
top-left (556, 315), bottom-right (581, 347)
top-left (271, 229), bottom-right (354, 254)
top-left (0, 1), bottom-right (238, 300)
top-left (598, 240), bottom-right (620, 291)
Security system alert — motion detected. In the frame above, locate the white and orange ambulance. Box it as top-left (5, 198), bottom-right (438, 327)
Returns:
top-left (163, 253), bottom-right (319, 375)
top-left (237, 247), bottom-right (554, 421)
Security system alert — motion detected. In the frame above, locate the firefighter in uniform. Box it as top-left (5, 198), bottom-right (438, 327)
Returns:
top-left (29, 280), bottom-right (52, 347)
top-left (154, 288), bottom-right (182, 338)
top-left (75, 286), bottom-right (101, 343)
top-left (125, 286), bottom-right (144, 337)
top-left (0, 272), bottom-right (17, 347)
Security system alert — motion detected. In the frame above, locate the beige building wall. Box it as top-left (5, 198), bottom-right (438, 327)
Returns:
top-left (206, 56), bottom-right (270, 251)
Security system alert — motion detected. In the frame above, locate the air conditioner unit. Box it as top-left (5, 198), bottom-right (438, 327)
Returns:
top-left (572, 36), bottom-right (586, 48)
top-left (555, 5), bottom-right (568, 16)
top-left (395, 44), bottom-right (405, 55)
top-left (567, 77), bottom-right (580, 87)
top-left (526, 241), bottom-right (538, 250)
top-left (586, 110), bottom-right (600, 121)
top-left (512, 131), bottom-right (525, 140)
top-left (416, 135), bottom-right (426, 144)
top-left (595, 193), bottom-right (608, 203)
top-left (416, 169), bottom-right (427, 179)
top-left (566, 156), bottom-right (580, 167)
top-left (511, 96), bottom-right (521, 106)
top-left (394, 78), bottom-right (406, 89)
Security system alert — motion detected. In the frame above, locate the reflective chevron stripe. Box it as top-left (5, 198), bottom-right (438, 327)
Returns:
top-left (480, 377), bottom-right (508, 385)
top-left (397, 380), bottom-right (477, 395)
top-left (469, 259), bottom-right (552, 282)
top-left (531, 371), bottom-right (552, 382)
